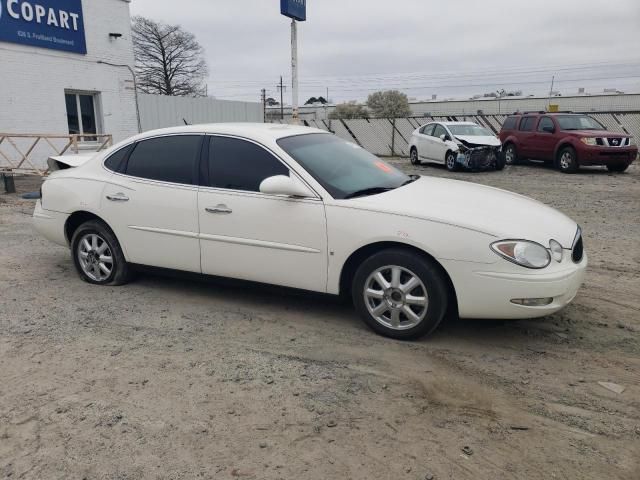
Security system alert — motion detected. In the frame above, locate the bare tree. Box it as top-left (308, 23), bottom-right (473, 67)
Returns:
top-left (329, 102), bottom-right (369, 119)
top-left (366, 90), bottom-right (411, 118)
top-left (132, 16), bottom-right (208, 96)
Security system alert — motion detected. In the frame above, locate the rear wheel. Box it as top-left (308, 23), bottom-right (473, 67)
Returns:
top-left (557, 146), bottom-right (579, 173)
top-left (410, 148), bottom-right (421, 165)
top-left (71, 220), bottom-right (132, 286)
top-left (607, 164), bottom-right (629, 173)
top-left (503, 143), bottom-right (518, 165)
top-left (445, 151), bottom-right (458, 171)
top-left (352, 249), bottom-right (449, 340)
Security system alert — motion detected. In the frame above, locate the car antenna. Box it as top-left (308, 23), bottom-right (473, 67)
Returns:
top-left (183, 118), bottom-right (191, 125)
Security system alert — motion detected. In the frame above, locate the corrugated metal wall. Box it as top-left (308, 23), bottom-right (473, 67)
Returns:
top-left (268, 94), bottom-right (640, 120)
top-left (139, 94), bottom-right (263, 131)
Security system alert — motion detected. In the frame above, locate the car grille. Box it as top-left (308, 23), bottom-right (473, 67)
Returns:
top-left (605, 137), bottom-right (624, 147)
top-left (572, 231), bottom-right (584, 263)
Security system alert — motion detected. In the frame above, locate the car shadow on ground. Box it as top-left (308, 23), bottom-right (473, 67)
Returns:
top-left (131, 268), bottom-right (553, 346)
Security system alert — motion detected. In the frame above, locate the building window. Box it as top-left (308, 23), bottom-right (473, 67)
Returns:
top-left (65, 92), bottom-right (100, 138)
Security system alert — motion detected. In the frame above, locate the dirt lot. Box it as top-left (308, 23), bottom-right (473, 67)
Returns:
top-left (1, 161), bottom-right (639, 480)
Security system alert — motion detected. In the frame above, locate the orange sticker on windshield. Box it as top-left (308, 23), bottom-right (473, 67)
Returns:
top-left (375, 161), bottom-right (393, 173)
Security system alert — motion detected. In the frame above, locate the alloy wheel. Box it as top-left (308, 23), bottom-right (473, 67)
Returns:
top-left (77, 233), bottom-right (114, 282)
top-left (363, 265), bottom-right (429, 330)
top-left (560, 152), bottom-right (573, 170)
top-left (505, 146), bottom-right (516, 164)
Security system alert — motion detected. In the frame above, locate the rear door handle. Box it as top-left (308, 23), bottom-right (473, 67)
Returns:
top-left (206, 205), bottom-right (232, 215)
top-left (106, 193), bottom-right (129, 202)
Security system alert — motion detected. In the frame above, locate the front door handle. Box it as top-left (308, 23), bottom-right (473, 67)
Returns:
top-left (106, 193), bottom-right (129, 202)
top-left (206, 205), bottom-right (232, 215)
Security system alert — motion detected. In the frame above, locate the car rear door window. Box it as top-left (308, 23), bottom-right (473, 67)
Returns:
top-left (538, 117), bottom-right (555, 132)
top-left (420, 124), bottom-right (434, 135)
top-left (519, 117), bottom-right (537, 131)
top-left (208, 136), bottom-right (289, 192)
top-left (104, 145), bottom-right (132, 173)
top-left (125, 135), bottom-right (202, 185)
top-left (432, 124), bottom-right (447, 139)
top-left (502, 117), bottom-right (517, 130)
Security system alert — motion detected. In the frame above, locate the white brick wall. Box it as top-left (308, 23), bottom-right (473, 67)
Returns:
top-left (0, 0), bottom-right (138, 169)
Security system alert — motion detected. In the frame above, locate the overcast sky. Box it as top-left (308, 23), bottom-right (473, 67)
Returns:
top-left (130, 0), bottom-right (640, 104)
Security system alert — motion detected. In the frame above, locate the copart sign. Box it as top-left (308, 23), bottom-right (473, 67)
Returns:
top-left (0, 0), bottom-right (87, 54)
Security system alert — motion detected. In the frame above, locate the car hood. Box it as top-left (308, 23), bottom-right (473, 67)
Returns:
top-left (454, 135), bottom-right (501, 147)
top-left (346, 177), bottom-right (578, 247)
top-left (567, 130), bottom-right (631, 138)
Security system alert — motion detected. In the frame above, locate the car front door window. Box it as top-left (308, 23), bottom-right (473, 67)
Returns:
top-left (208, 136), bottom-right (289, 192)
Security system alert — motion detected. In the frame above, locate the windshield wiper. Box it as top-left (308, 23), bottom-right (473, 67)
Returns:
top-left (344, 187), bottom-right (395, 199)
top-left (401, 175), bottom-right (420, 186)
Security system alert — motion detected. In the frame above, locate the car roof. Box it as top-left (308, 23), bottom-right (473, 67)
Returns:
top-left (125, 123), bottom-right (327, 144)
top-left (438, 121), bottom-right (479, 126)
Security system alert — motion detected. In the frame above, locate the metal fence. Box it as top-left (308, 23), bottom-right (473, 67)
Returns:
top-left (274, 112), bottom-right (640, 157)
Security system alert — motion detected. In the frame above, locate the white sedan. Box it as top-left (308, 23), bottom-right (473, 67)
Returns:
top-left (33, 124), bottom-right (586, 340)
top-left (409, 121), bottom-right (504, 171)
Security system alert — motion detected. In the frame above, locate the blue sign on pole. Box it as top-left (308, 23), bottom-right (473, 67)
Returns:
top-left (280, 0), bottom-right (306, 22)
top-left (0, 0), bottom-right (87, 54)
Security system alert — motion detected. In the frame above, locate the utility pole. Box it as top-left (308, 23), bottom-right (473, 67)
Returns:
top-left (291, 19), bottom-right (299, 123)
top-left (277, 76), bottom-right (286, 120)
top-left (548, 75), bottom-right (555, 110)
top-left (261, 89), bottom-right (267, 123)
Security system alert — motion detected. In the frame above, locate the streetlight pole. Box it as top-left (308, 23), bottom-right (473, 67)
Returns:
top-left (97, 60), bottom-right (142, 133)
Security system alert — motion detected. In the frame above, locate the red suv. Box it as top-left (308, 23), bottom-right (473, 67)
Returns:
top-left (499, 113), bottom-right (637, 173)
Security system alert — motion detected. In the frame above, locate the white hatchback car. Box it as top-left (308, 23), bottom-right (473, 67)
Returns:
top-left (33, 124), bottom-right (586, 339)
top-left (409, 121), bottom-right (503, 171)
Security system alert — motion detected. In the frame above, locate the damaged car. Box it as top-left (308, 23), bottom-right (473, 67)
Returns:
top-left (410, 121), bottom-right (505, 171)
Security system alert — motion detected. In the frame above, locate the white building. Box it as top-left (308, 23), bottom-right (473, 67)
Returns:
top-left (0, 0), bottom-right (138, 144)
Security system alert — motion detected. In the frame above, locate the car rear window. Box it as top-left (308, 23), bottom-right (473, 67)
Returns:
top-left (502, 117), bottom-right (518, 130)
top-left (519, 117), bottom-right (537, 131)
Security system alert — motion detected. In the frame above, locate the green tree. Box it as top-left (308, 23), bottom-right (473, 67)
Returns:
top-left (329, 102), bottom-right (369, 119)
top-left (366, 90), bottom-right (411, 118)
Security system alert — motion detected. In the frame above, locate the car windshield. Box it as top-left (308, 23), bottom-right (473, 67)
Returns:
top-left (448, 124), bottom-right (493, 136)
top-left (277, 133), bottom-right (412, 199)
top-left (556, 115), bottom-right (605, 131)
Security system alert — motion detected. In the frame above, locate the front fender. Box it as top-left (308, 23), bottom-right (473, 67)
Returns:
top-left (325, 205), bottom-right (497, 294)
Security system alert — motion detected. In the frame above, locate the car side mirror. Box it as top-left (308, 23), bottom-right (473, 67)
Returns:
top-left (439, 134), bottom-right (449, 141)
top-left (542, 126), bottom-right (555, 133)
top-left (259, 175), bottom-right (314, 198)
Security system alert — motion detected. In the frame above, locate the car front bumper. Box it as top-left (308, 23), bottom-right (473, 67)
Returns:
top-left (579, 146), bottom-right (637, 166)
top-left (442, 253), bottom-right (587, 319)
top-left (32, 200), bottom-right (69, 247)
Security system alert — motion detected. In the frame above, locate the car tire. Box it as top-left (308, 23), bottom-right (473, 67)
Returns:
top-left (71, 220), bottom-right (132, 286)
top-left (445, 151), bottom-right (458, 171)
top-left (606, 164), bottom-right (629, 173)
top-left (352, 249), bottom-right (449, 340)
top-left (557, 146), bottom-right (579, 173)
top-left (503, 143), bottom-right (518, 165)
top-left (494, 152), bottom-right (506, 171)
top-left (410, 148), bottom-right (421, 165)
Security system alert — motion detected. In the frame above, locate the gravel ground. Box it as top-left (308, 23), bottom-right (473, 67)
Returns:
top-left (1, 160), bottom-right (639, 480)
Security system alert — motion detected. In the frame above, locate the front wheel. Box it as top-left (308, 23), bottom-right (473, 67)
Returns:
top-left (557, 147), bottom-right (579, 173)
top-left (607, 164), bottom-right (629, 173)
top-left (445, 151), bottom-right (459, 171)
top-left (410, 148), bottom-right (421, 165)
top-left (71, 220), bottom-right (132, 286)
top-left (352, 249), bottom-right (449, 340)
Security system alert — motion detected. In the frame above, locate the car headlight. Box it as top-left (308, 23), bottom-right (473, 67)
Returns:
top-left (580, 137), bottom-right (598, 146)
top-left (549, 239), bottom-right (563, 262)
top-left (491, 240), bottom-right (551, 269)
